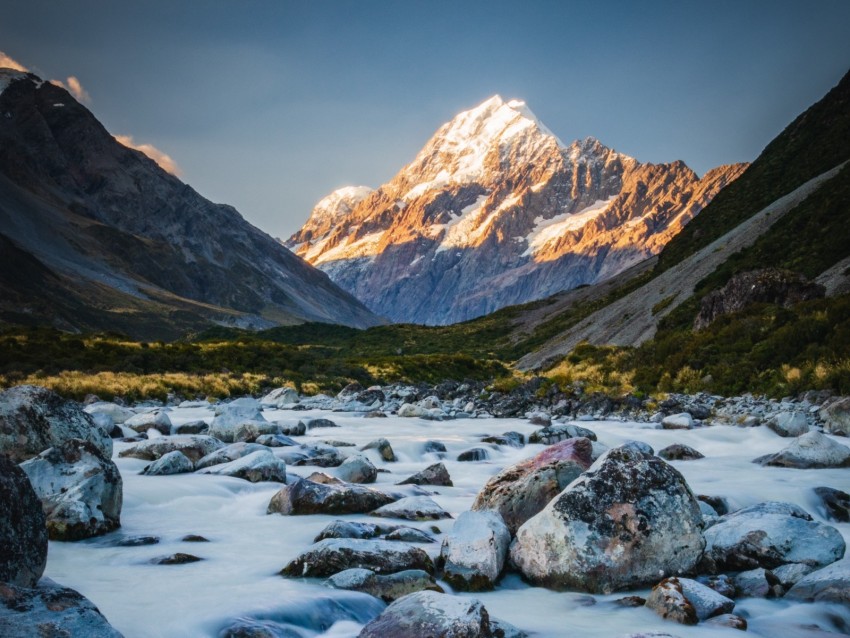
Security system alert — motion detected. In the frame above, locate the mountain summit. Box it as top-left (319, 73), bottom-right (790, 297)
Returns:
top-left (288, 96), bottom-right (747, 325)
top-left (0, 69), bottom-right (380, 338)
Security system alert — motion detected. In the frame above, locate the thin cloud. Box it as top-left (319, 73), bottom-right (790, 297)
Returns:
top-left (0, 51), bottom-right (28, 72)
top-left (50, 76), bottom-right (91, 104)
top-left (115, 134), bottom-right (183, 177)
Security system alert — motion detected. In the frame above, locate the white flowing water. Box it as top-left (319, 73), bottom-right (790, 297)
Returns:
top-left (44, 407), bottom-right (850, 637)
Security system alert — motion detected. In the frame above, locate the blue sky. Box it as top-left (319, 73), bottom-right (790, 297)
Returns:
top-left (1, 0), bottom-right (849, 238)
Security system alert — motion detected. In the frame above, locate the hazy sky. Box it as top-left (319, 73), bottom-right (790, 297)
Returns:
top-left (1, 1), bottom-right (849, 239)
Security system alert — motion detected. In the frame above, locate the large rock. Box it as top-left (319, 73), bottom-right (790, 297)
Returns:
top-left (195, 442), bottom-right (266, 469)
top-left (753, 431), bottom-right (850, 468)
top-left (197, 450), bottom-right (287, 483)
top-left (124, 409), bottom-right (172, 435)
top-left (280, 538), bottom-right (434, 577)
top-left (208, 401), bottom-right (269, 442)
top-left (645, 577), bottom-right (734, 624)
top-left (326, 568), bottom-right (443, 602)
top-left (471, 437), bottom-right (593, 534)
top-left (20, 439), bottom-right (122, 540)
top-left (661, 413), bottom-right (694, 430)
top-left (335, 455), bottom-right (378, 484)
top-left (0, 456), bottom-right (47, 587)
top-left (0, 578), bottom-right (124, 637)
top-left (284, 443), bottom-right (346, 468)
top-left (358, 590), bottom-right (525, 638)
top-left (397, 462), bottom-right (453, 487)
top-left (119, 435), bottom-right (224, 464)
top-left (84, 401), bottom-right (134, 424)
top-left (528, 423), bottom-right (597, 444)
top-left (510, 442), bottom-right (705, 593)
top-left (819, 396), bottom-right (850, 436)
top-left (658, 444), bottom-right (704, 461)
top-left (260, 387), bottom-right (299, 408)
top-left (267, 478), bottom-right (397, 516)
top-left (371, 496), bottom-right (452, 521)
top-left (813, 486), bottom-right (850, 522)
top-left (440, 511), bottom-right (510, 591)
top-left (140, 450), bottom-right (194, 476)
top-left (701, 501), bottom-right (845, 572)
top-left (766, 411), bottom-right (809, 437)
top-left (0, 385), bottom-right (112, 462)
top-left (361, 438), bottom-right (396, 462)
top-left (785, 560), bottom-right (850, 604)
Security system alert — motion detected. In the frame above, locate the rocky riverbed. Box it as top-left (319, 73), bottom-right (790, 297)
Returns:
top-left (2, 383), bottom-right (850, 637)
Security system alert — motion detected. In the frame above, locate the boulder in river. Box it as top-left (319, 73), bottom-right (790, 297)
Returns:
top-left (528, 423), bottom-right (597, 444)
top-left (194, 442), bottom-right (267, 469)
top-left (0, 385), bottom-right (112, 462)
top-left (471, 437), bottom-right (593, 534)
top-left (84, 401), bottom-right (134, 424)
top-left (785, 560), bottom-right (850, 604)
top-left (645, 577), bottom-right (734, 624)
top-left (261, 387), bottom-right (299, 408)
top-left (267, 478), bottom-right (397, 516)
top-left (325, 568), bottom-right (443, 602)
top-left (371, 496), bottom-right (452, 521)
top-left (819, 396), bottom-right (850, 436)
top-left (813, 486), bottom-right (850, 522)
top-left (0, 577), bottom-right (124, 637)
top-left (335, 455), bottom-right (378, 484)
top-left (658, 444), bottom-right (704, 461)
top-left (197, 449), bottom-right (287, 483)
top-left (120, 435), bottom-right (224, 464)
top-left (397, 462), bottom-right (453, 487)
top-left (141, 450), bottom-right (194, 476)
top-left (360, 438), bottom-right (396, 462)
top-left (280, 538), bottom-right (434, 577)
top-left (0, 455), bottom-right (47, 587)
top-left (124, 409), bottom-right (172, 435)
top-left (439, 511), bottom-right (510, 591)
top-left (20, 439), bottom-right (122, 541)
top-left (766, 411), bottom-right (809, 437)
top-left (510, 442), bottom-right (705, 593)
top-left (701, 501), bottom-right (845, 572)
top-left (753, 431), bottom-right (850, 468)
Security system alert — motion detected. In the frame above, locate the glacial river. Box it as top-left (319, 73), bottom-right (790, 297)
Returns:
top-left (45, 406), bottom-right (850, 637)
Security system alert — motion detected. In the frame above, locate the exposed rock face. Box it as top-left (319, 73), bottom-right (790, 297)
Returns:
top-left (753, 431), bottom-right (850, 468)
top-left (0, 385), bottom-right (112, 462)
top-left (785, 560), bottom-right (850, 604)
top-left (0, 456), bottom-right (47, 587)
top-left (439, 511), bottom-right (511, 591)
top-left (325, 568), bottom-right (443, 602)
top-left (0, 71), bottom-right (379, 338)
top-left (766, 411), bottom-right (809, 437)
top-left (119, 435), bottom-right (224, 464)
top-left (510, 443), bottom-right (705, 593)
top-left (260, 387), bottom-right (300, 408)
top-left (471, 437), bottom-right (593, 534)
top-left (0, 577), bottom-right (124, 637)
top-left (19, 439), bottom-right (122, 540)
top-left (280, 538), bottom-right (434, 578)
top-left (288, 95), bottom-right (746, 325)
top-left (267, 478), bottom-right (397, 516)
top-left (819, 397), bottom-right (850, 436)
top-left (694, 268), bottom-right (825, 330)
top-left (84, 402), bottom-right (134, 424)
top-left (701, 501), bottom-right (845, 572)
top-left (357, 590), bottom-right (525, 638)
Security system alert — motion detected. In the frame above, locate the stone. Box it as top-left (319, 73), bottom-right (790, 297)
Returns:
top-left (397, 462), bottom-right (453, 487)
top-left (772, 562), bottom-right (814, 588)
top-left (357, 590), bottom-right (526, 638)
top-left (766, 411), bottom-right (809, 437)
top-left (286, 443), bottom-right (346, 468)
top-left (0, 578), bottom-right (124, 637)
top-left (528, 412), bottom-right (551, 426)
top-left (753, 430), bottom-right (850, 468)
top-left (661, 413), bottom-right (694, 430)
top-left (325, 568), bottom-right (443, 602)
top-left (208, 401), bottom-right (267, 442)
top-left (280, 538), bottom-right (434, 577)
top-left (219, 619), bottom-right (301, 638)
top-left (819, 396), bottom-right (850, 436)
top-left (335, 455), bottom-right (378, 484)
top-left (697, 574), bottom-right (736, 599)
top-left (140, 450), bottom-right (194, 475)
top-left (254, 434), bottom-right (297, 447)
top-left (658, 444), bottom-right (704, 461)
top-left (314, 521), bottom-right (389, 541)
top-left (194, 442), bottom-right (267, 469)
top-left (480, 431), bottom-right (525, 448)
top-left (734, 567), bottom-right (781, 598)
top-left (361, 438), bottom-right (396, 462)
top-left (124, 409), bottom-right (172, 435)
top-left (785, 560), bottom-right (850, 604)
top-left (260, 387), bottom-right (299, 408)
top-left (197, 450), bottom-right (287, 483)
top-left (0, 456), bottom-right (47, 587)
top-left (385, 527), bottom-right (436, 543)
top-left (471, 437), bottom-right (593, 534)
top-left (120, 435), bottom-right (224, 464)
top-left (84, 401), bottom-right (134, 424)
top-left (423, 440), bottom-right (447, 455)
top-left (528, 423), bottom-right (597, 444)
top-left (457, 448), bottom-right (489, 462)
top-left (210, 419), bottom-right (281, 444)
top-left (703, 614), bottom-right (747, 631)
top-left (267, 478), bottom-right (397, 516)
top-left (115, 535), bottom-right (159, 547)
top-left (305, 472), bottom-right (344, 485)
top-left (302, 417), bottom-right (338, 429)
top-left (644, 579), bottom-right (697, 625)
top-left (277, 421), bottom-right (306, 436)
top-left (813, 486), bottom-right (850, 522)
top-left (510, 443), bottom-right (705, 593)
top-left (181, 535), bottom-right (209, 543)
top-left (398, 403), bottom-right (429, 418)
top-left (371, 496), bottom-right (452, 521)
top-left (172, 420), bottom-right (209, 435)
top-left (439, 511), bottom-right (510, 591)
top-left (153, 553), bottom-right (202, 565)
top-left (0, 385), bottom-right (112, 462)
top-left (615, 596), bottom-right (647, 607)
top-left (20, 439), bottom-right (122, 541)
top-left (701, 501), bottom-right (845, 572)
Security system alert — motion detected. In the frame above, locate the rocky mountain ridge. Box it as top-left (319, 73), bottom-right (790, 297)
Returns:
top-left (0, 68), bottom-right (380, 339)
top-left (288, 95), bottom-right (747, 324)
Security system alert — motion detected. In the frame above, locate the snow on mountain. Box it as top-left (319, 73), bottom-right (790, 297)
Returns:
top-left (286, 96), bottom-right (748, 325)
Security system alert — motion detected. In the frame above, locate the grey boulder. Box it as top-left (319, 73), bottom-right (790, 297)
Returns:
top-left (439, 511), bottom-right (510, 591)
top-left (280, 538), bottom-right (434, 577)
top-left (140, 450), bottom-right (194, 475)
top-left (267, 478), bottom-right (397, 515)
top-left (371, 496), bottom-right (451, 521)
top-left (198, 449), bottom-right (287, 483)
top-left (754, 430), bottom-right (850, 468)
top-left (124, 410), bottom-right (172, 435)
top-left (528, 423), bottom-right (597, 444)
top-left (819, 396), bottom-right (850, 436)
top-left (397, 462), bottom-right (453, 487)
top-left (0, 455), bottom-right (47, 587)
top-left (645, 577), bottom-right (734, 624)
top-left (335, 455), bottom-right (378, 484)
top-left (119, 434), bottom-right (224, 464)
top-left (194, 442), bottom-right (267, 469)
top-left (325, 568), bottom-right (442, 602)
top-left (785, 559), bottom-right (850, 604)
top-left (766, 411), bottom-right (809, 437)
